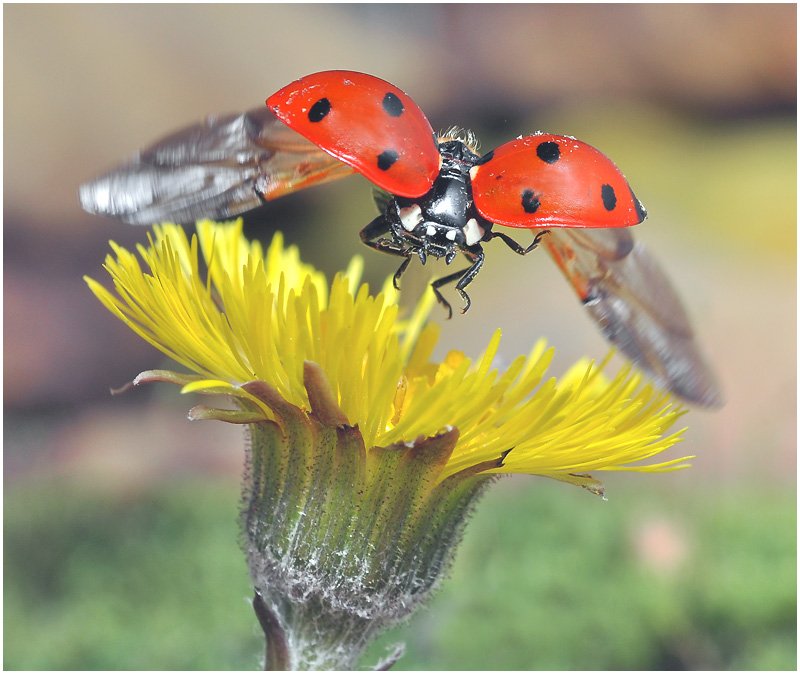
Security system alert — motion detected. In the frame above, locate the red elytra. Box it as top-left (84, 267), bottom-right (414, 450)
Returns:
top-left (268, 72), bottom-right (645, 232)
top-left (470, 134), bottom-right (647, 229)
top-left (267, 70), bottom-right (441, 199)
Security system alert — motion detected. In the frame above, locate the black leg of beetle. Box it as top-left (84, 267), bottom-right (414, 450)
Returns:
top-left (360, 216), bottom-right (415, 290)
top-left (490, 229), bottom-right (550, 255)
top-left (360, 214), bottom-right (391, 241)
top-left (430, 249), bottom-right (485, 318)
top-left (530, 229), bottom-right (550, 250)
top-left (453, 249), bottom-right (485, 314)
top-left (430, 271), bottom-right (460, 320)
top-left (392, 256), bottom-right (412, 290)
top-left (359, 215), bottom-right (407, 256)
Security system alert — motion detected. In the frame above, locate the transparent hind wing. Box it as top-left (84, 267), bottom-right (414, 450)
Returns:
top-left (79, 107), bottom-right (354, 226)
top-left (543, 228), bottom-right (722, 407)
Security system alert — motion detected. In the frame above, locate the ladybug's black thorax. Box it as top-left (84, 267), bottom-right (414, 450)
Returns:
top-left (361, 138), bottom-right (526, 317)
top-left (374, 139), bottom-right (492, 265)
top-left (437, 139), bottom-right (482, 176)
top-left (421, 140), bottom-right (481, 228)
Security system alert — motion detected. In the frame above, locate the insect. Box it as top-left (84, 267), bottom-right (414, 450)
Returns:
top-left (80, 70), bottom-right (721, 407)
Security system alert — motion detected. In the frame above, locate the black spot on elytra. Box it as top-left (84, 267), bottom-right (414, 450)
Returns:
top-left (377, 150), bottom-right (399, 171)
top-left (475, 150), bottom-right (494, 165)
top-left (382, 92), bottom-right (404, 117)
top-left (601, 184), bottom-right (617, 211)
top-left (308, 98), bottom-right (331, 122)
top-left (521, 189), bottom-right (540, 214)
top-left (536, 141), bottom-right (560, 164)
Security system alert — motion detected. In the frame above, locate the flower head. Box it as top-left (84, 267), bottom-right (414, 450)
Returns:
top-left (86, 219), bottom-right (689, 490)
top-left (86, 220), bottom-right (691, 669)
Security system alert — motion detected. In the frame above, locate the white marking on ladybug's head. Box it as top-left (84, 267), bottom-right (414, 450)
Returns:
top-left (463, 218), bottom-right (485, 246)
top-left (445, 229), bottom-right (457, 241)
top-left (425, 224), bottom-right (437, 237)
top-left (399, 204), bottom-right (423, 232)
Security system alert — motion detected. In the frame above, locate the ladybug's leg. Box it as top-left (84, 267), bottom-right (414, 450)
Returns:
top-left (431, 248), bottom-right (485, 319)
top-left (360, 215), bottom-right (415, 290)
top-left (453, 248), bottom-right (485, 314)
top-left (360, 215), bottom-right (415, 261)
top-left (430, 271), bottom-right (461, 320)
top-left (392, 256), bottom-right (413, 290)
top-left (360, 215), bottom-right (405, 254)
top-left (489, 229), bottom-right (550, 255)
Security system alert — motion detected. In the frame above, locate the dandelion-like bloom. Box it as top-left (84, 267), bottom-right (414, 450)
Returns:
top-left (86, 220), bottom-right (689, 669)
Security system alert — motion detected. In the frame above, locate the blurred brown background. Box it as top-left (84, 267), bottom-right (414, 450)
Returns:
top-left (4, 4), bottom-right (796, 670)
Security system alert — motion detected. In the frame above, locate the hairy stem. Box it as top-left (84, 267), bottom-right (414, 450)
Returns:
top-left (253, 591), bottom-right (289, 671)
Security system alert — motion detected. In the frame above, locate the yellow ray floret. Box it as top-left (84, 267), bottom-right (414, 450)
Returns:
top-left (86, 220), bottom-right (691, 483)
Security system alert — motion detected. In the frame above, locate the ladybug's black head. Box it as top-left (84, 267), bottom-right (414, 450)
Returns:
top-left (437, 139), bottom-right (481, 168)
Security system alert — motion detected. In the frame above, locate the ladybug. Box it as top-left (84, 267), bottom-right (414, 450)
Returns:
top-left (79, 70), bottom-right (721, 407)
top-left (265, 72), bottom-right (646, 317)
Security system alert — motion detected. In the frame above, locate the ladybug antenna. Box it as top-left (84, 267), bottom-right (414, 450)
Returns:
top-left (437, 126), bottom-right (481, 153)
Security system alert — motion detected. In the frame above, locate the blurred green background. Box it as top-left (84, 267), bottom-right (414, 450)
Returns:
top-left (5, 4), bottom-right (796, 670)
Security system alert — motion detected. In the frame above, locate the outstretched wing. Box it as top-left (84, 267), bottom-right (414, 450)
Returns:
top-left (543, 227), bottom-right (723, 407)
top-left (79, 107), bottom-right (354, 226)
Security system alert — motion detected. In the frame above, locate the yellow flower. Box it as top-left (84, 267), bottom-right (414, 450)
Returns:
top-left (87, 219), bottom-right (694, 669)
top-left (86, 219), bottom-right (690, 491)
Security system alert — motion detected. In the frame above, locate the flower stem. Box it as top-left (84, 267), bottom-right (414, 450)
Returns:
top-left (253, 591), bottom-right (289, 671)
